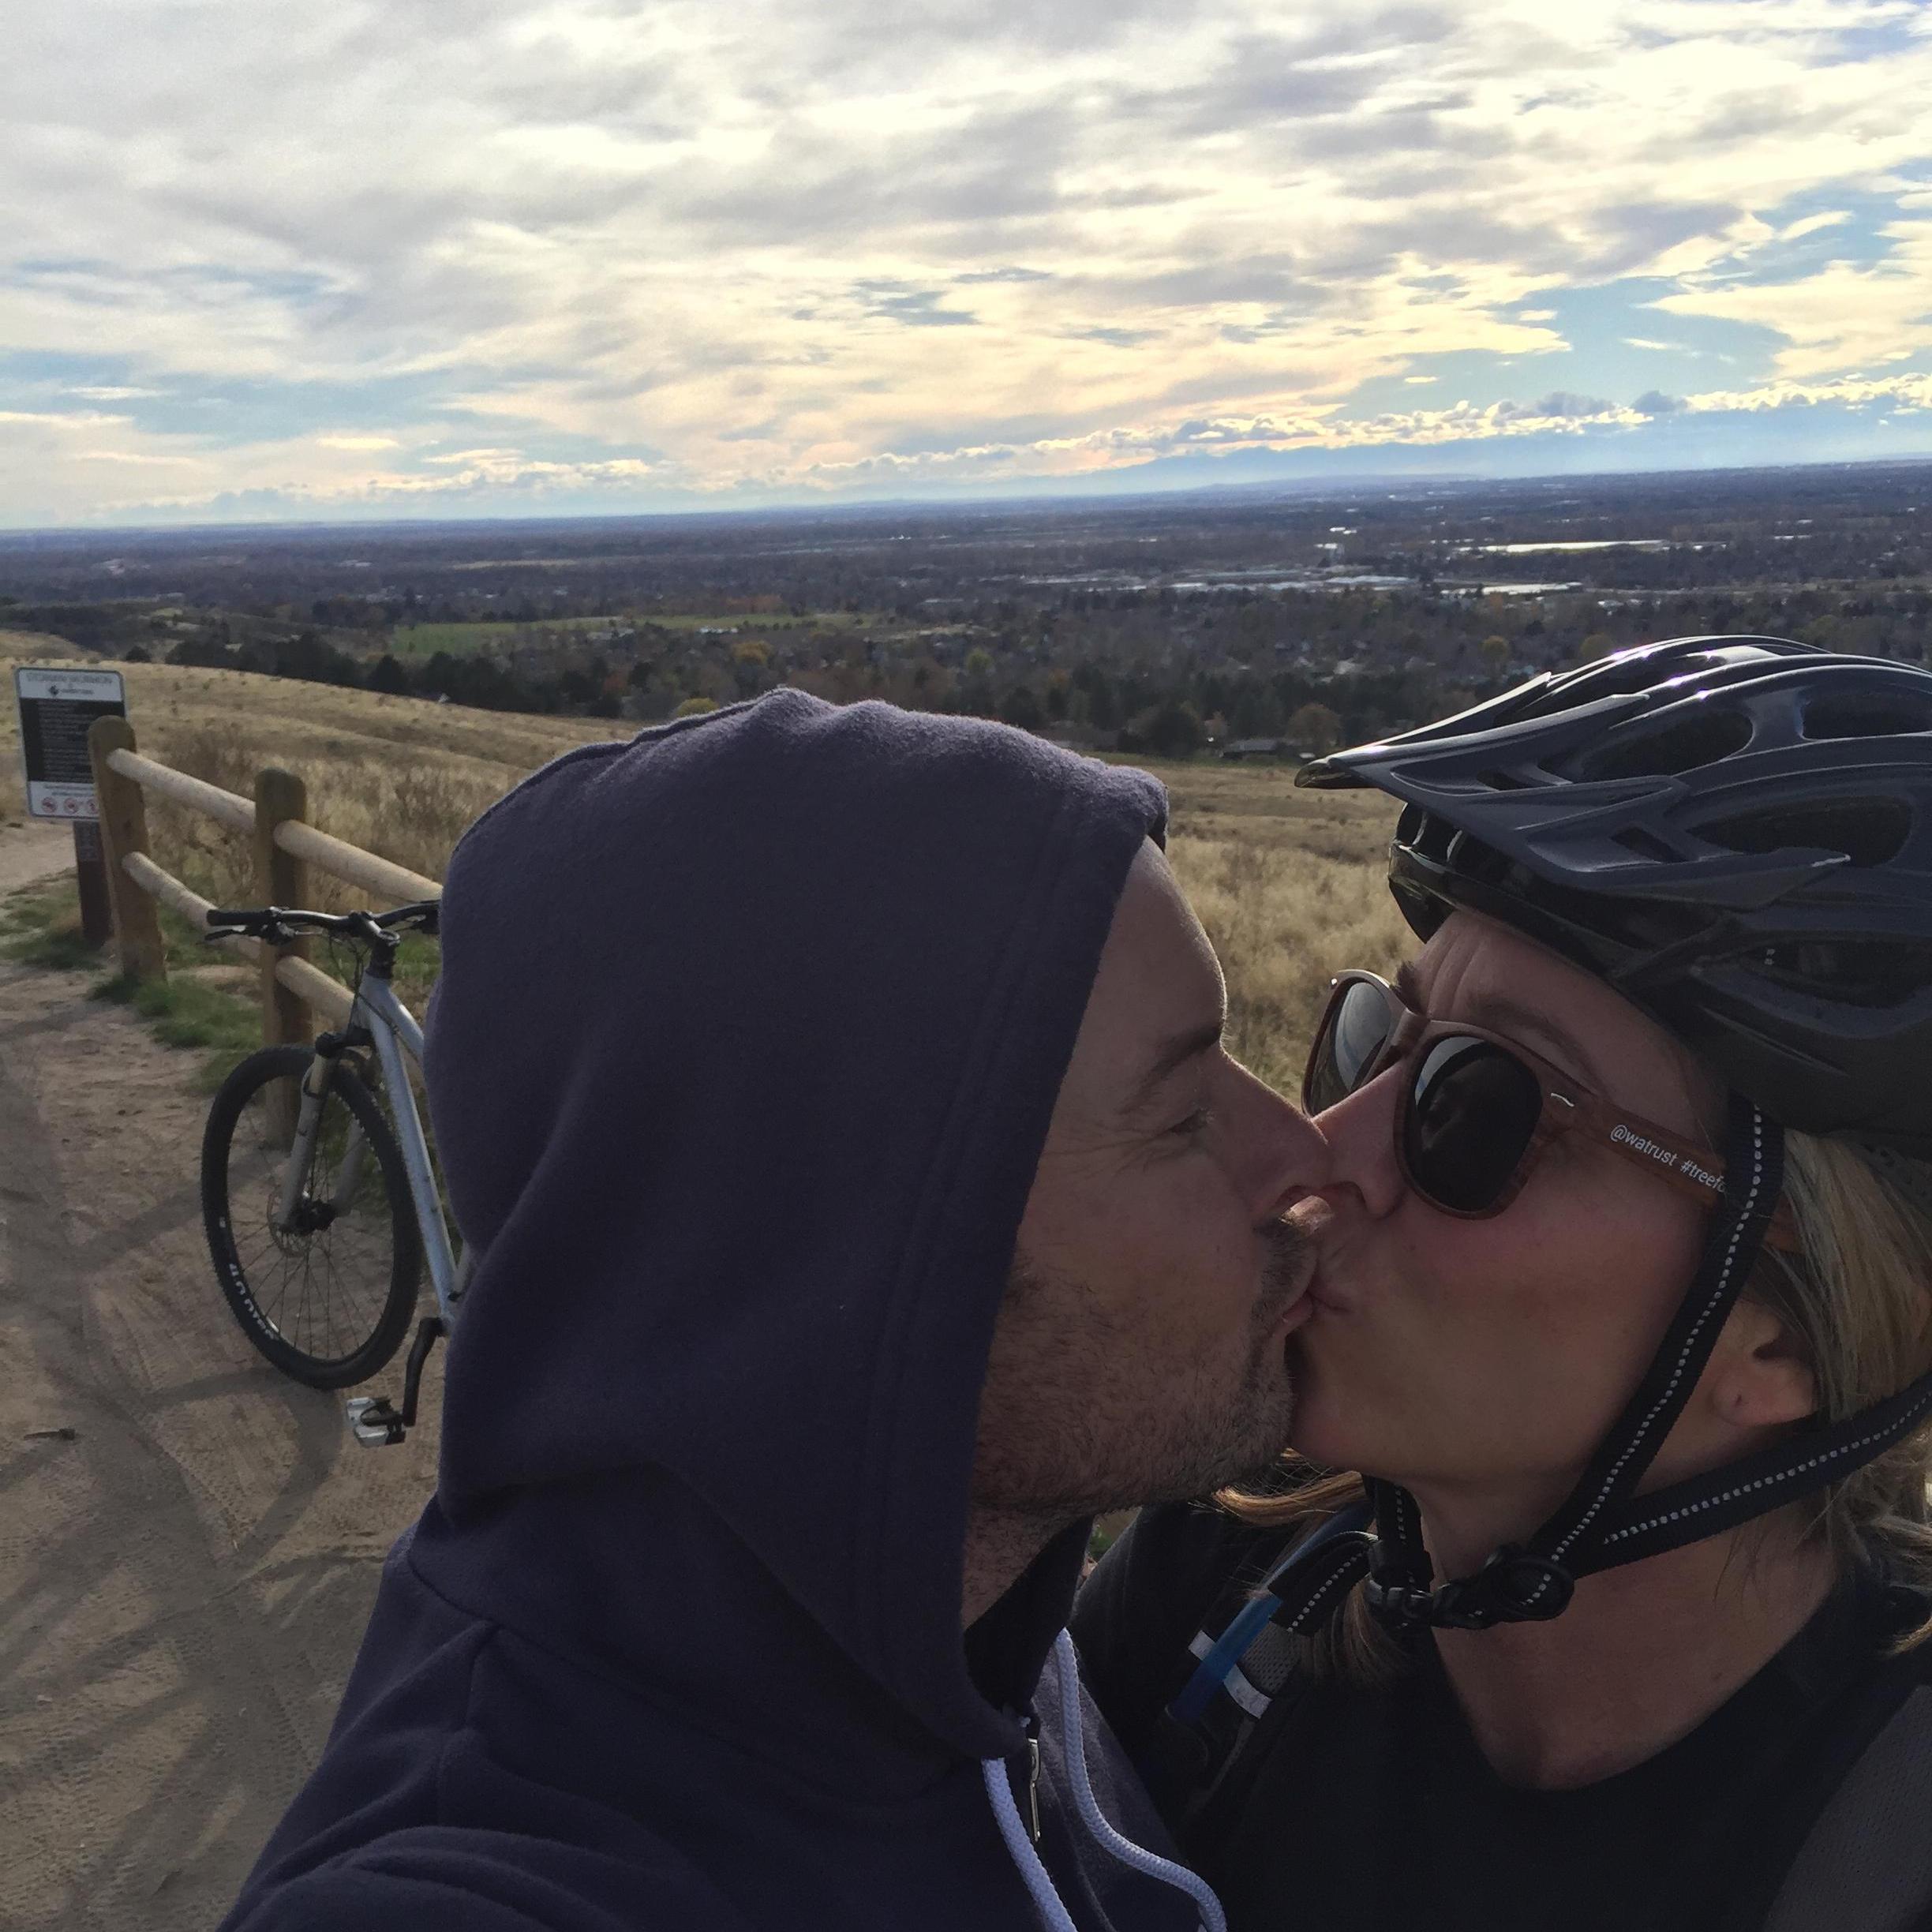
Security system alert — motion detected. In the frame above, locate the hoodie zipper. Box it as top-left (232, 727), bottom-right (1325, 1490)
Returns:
top-left (1024, 1717), bottom-right (1043, 1846)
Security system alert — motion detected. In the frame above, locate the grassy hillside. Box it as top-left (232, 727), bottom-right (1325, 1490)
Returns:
top-left (1163, 762), bottom-right (1407, 1090)
top-left (2, 633), bottom-right (1405, 1091)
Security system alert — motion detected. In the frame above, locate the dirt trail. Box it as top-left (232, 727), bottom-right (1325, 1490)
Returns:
top-left (0, 821), bottom-right (75, 900)
top-left (0, 834), bottom-right (443, 1930)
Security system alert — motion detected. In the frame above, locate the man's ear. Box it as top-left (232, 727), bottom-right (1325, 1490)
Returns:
top-left (1707, 1298), bottom-right (1818, 1432)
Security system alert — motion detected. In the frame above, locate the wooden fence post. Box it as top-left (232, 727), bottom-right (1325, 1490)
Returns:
top-left (254, 768), bottom-right (313, 1132)
top-left (87, 717), bottom-right (167, 984)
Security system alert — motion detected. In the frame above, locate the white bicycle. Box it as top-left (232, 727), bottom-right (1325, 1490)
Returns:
top-left (200, 900), bottom-right (467, 1444)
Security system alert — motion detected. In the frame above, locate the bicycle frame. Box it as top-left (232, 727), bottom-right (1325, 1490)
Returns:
top-left (358, 975), bottom-right (463, 1325)
top-left (278, 972), bottom-right (465, 1327)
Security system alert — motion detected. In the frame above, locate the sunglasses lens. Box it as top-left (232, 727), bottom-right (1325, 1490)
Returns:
top-left (1309, 980), bottom-right (1394, 1111)
top-left (1406, 1038), bottom-right (1544, 1212)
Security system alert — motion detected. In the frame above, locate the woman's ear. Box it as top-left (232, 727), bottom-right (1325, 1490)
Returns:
top-left (1707, 1299), bottom-right (1818, 1432)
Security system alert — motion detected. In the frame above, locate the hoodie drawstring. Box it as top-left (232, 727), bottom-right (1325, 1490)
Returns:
top-left (1050, 1631), bottom-right (1228, 1932)
top-left (985, 1756), bottom-right (1081, 1932)
top-left (982, 1631), bottom-right (1227, 1932)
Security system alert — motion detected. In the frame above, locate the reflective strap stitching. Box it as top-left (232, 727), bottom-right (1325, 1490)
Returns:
top-left (1603, 1378), bottom-right (1932, 1544)
top-left (1537, 1109), bottom-right (1770, 1593)
top-left (1278, 1546), bottom-right (1367, 1634)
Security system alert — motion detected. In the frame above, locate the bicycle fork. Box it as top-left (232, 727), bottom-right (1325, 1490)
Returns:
top-left (272, 1040), bottom-right (369, 1234)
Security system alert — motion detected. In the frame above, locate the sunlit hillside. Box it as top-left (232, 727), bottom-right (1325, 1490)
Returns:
top-left (2, 631), bottom-right (1404, 1091)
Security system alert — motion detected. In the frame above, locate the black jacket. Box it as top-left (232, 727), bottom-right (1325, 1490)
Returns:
top-left (1074, 1500), bottom-right (1932, 1932)
top-left (222, 691), bottom-right (1211, 1932)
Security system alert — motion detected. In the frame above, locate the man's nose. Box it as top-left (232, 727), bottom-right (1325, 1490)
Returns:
top-left (1305, 1065), bottom-right (1406, 1224)
top-left (1235, 1061), bottom-right (1333, 1218)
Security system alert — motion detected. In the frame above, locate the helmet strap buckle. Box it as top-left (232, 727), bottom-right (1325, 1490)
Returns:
top-left (1366, 1547), bottom-right (1575, 1633)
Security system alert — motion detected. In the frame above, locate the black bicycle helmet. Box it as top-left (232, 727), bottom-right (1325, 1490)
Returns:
top-left (1267, 638), bottom-right (1932, 1635)
top-left (1299, 635), bottom-right (1932, 1156)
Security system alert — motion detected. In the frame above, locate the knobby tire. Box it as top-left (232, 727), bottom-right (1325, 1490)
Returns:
top-left (201, 1043), bottom-right (421, 1388)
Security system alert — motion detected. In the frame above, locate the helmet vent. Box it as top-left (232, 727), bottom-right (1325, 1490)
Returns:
top-left (1803, 693), bottom-right (1932, 740)
top-left (1748, 938), bottom-right (1932, 1009)
top-left (1612, 828), bottom-right (1679, 863)
top-left (1402, 807), bottom-right (1463, 864)
top-left (1697, 799), bottom-right (1911, 869)
top-left (1577, 709), bottom-right (1754, 783)
top-left (1443, 826), bottom-right (1511, 883)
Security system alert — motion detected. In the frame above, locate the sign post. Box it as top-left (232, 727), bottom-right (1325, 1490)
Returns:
top-left (13, 667), bottom-right (129, 948)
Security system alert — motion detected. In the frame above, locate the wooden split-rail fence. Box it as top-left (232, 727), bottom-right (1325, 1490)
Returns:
top-left (85, 716), bottom-right (440, 1047)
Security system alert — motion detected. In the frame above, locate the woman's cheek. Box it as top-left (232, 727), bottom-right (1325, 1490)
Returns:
top-left (1290, 1185), bottom-right (1708, 1483)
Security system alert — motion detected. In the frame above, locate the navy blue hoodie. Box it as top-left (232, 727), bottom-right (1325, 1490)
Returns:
top-left (220, 691), bottom-right (1219, 1932)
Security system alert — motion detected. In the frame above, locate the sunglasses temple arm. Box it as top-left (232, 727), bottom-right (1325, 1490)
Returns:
top-left (1584, 1099), bottom-right (1801, 1252)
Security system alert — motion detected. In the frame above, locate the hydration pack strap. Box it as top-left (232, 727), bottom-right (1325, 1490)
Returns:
top-left (1150, 1503), bottom-right (1376, 1821)
top-left (1758, 1684), bottom-right (1932, 1932)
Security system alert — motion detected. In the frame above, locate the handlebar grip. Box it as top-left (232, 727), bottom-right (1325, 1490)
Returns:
top-left (373, 898), bottom-right (440, 935)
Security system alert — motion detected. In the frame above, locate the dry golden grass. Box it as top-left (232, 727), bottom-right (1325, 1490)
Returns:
top-left (2, 635), bottom-right (1409, 1084)
top-left (1, 629), bottom-right (72, 819)
top-left (1159, 762), bottom-right (1407, 1092)
top-left (1, 630), bottom-right (612, 908)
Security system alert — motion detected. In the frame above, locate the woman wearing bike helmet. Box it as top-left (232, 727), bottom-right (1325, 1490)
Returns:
top-left (1073, 637), bottom-right (1932, 1932)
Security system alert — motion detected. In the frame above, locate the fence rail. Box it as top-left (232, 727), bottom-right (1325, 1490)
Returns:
top-left (109, 748), bottom-right (256, 836)
top-left (86, 717), bottom-right (440, 1040)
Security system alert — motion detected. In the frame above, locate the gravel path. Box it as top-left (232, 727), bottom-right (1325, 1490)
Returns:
top-left (0, 830), bottom-right (441, 1930)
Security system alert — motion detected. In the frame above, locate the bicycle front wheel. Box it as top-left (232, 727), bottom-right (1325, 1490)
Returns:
top-left (202, 1044), bottom-right (422, 1388)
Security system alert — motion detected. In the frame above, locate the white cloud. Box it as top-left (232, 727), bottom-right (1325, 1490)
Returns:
top-left (1682, 369), bottom-right (1932, 413)
top-left (780, 368), bottom-right (1932, 489)
top-left (0, 409), bottom-right (130, 429)
top-left (1653, 219), bottom-right (1932, 376)
top-left (45, 367), bottom-right (1932, 521)
top-left (5, 0), bottom-right (1932, 519)
top-left (1778, 210), bottom-right (1852, 242)
top-left (73, 449), bottom-right (202, 466)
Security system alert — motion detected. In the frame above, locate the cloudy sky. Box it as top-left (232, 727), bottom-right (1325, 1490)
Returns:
top-left (5, 0), bottom-right (1932, 527)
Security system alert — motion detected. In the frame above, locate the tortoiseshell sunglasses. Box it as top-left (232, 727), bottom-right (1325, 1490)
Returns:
top-left (1303, 972), bottom-right (1800, 1249)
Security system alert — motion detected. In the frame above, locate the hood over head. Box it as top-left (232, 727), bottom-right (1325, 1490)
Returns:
top-left (422, 690), bottom-right (1167, 1767)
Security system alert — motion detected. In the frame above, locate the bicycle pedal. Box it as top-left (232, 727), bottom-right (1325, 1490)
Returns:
top-left (344, 1395), bottom-right (406, 1447)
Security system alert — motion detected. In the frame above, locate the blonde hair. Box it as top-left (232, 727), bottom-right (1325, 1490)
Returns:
top-left (1222, 1133), bottom-right (1932, 1683)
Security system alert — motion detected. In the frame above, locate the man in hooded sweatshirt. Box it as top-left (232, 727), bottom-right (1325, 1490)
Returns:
top-left (219, 687), bottom-right (1330, 1932)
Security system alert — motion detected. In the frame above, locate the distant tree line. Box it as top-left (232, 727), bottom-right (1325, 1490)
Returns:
top-left (115, 614), bottom-right (1451, 754)
top-left (33, 568), bottom-right (1929, 762)
top-left (140, 630), bottom-right (631, 718)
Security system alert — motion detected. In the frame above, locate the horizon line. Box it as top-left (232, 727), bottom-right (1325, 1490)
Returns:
top-left (6, 450), bottom-right (1932, 545)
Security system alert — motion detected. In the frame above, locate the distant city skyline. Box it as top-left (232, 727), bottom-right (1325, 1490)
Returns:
top-left (6, 0), bottom-right (1932, 528)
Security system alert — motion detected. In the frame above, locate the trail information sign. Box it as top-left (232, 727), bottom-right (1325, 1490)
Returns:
top-left (13, 666), bottom-right (126, 820)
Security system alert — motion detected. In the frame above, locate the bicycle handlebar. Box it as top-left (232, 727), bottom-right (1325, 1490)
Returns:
top-left (204, 898), bottom-right (440, 941)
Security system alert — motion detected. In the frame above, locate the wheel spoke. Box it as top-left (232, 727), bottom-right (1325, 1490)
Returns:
top-left (208, 1057), bottom-right (414, 1382)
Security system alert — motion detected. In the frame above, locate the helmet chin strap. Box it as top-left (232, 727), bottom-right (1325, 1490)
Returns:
top-left (1253, 1094), bottom-right (1932, 1642)
top-left (1363, 1091), bottom-right (1789, 1634)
